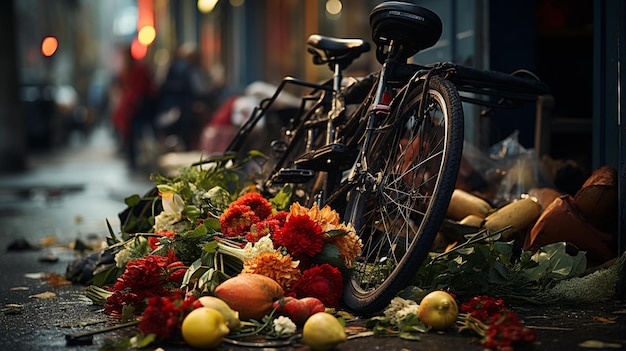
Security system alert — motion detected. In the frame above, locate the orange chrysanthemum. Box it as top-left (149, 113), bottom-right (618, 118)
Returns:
top-left (289, 203), bottom-right (356, 240)
top-left (328, 231), bottom-right (362, 267)
top-left (242, 251), bottom-right (301, 290)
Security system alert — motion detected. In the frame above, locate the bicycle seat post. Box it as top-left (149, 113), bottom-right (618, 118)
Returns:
top-left (326, 61), bottom-right (343, 145)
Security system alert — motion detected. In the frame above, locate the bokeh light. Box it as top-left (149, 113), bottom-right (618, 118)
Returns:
top-left (41, 36), bottom-right (59, 57)
top-left (131, 38), bottom-right (148, 60)
top-left (325, 0), bottom-right (342, 15)
top-left (138, 25), bottom-right (156, 46)
top-left (198, 0), bottom-right (219, 13)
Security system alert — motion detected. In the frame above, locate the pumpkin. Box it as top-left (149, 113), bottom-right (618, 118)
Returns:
top-left (273, 296), bottom-right (326, 326)
top-left (214, 273), bottom-right (284, 321)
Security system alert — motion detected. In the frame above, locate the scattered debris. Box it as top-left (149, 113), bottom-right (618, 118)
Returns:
top-left (29, 291), bottom-right (57, 299)
top-left (578, 340), bottom-right (623, 349)
top-left (2, 303), bottom-right (24, 315)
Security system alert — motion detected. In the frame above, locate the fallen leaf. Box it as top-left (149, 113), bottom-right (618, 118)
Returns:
top-left (48, 272), bottom-right (71, 286)
top-left (29, 291), bottom-right (56, 299)
top-left (40, 236), bottom-right (57, 246)
top-left (346, 331), bottom-right (375, 340)
top-left (58, 319), bottom-right (108, 328)
top-left (2, 304), bottom-right (24, 315)
top-left (579, 340), bottom-right (622, 349)
top-left (24, 272), bottom-right (46, 279)
top-left (10, 287), bottom-right (29, 291)
top-left (591, 316), bottom-right (617, 324)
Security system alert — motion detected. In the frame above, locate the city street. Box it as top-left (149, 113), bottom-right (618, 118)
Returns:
top-left (1, 125), bottom-right (625, 351)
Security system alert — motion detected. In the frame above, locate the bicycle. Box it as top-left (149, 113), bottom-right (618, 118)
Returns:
top-left (220, 1), bottom-right (549, 315)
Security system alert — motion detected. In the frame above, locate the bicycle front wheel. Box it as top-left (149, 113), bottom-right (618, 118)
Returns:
top-left (342, 76), bottom-right (464, 315)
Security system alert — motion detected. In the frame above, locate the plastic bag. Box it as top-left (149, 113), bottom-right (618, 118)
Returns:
top-left (488, 131), bottom-right (555, 206)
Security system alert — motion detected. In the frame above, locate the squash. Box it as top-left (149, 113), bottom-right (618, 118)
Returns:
top-left (214, 273), bottom-right (284, 321)
top-left (482, 197), bottom-right (541, 242)
top-left (573, 166), bottom-right (618, 233)
top-left (458, 214), bottom-right (484, 227)
top-left (446, 189), bottom-right (493, 221)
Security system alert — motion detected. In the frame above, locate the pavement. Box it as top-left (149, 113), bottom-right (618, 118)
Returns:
top-left (1, 125), bottom-right (625, 351)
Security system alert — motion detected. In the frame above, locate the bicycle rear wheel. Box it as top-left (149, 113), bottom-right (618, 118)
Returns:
top-left (341, 76), bottom-right (464, 315)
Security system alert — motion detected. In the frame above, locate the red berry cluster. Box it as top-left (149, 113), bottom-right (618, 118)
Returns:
top-left (461, 295), bottom-right (536, 351)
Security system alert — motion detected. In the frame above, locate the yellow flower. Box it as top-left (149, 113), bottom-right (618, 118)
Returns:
top-left (242, 252), bottom-right (301, 290)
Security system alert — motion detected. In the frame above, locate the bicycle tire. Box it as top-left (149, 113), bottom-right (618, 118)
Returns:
top-left (340, 76), bottom-right (464, 315)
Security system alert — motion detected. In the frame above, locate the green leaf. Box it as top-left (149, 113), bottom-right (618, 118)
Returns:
top-left (203, 217), bottom-right (222, 232)
top-left (313, 244), bottom-right (348, 273)
top-left (398, 332), bottom-right (422, 341)
top-left (269, 185), bottom-right (293, 211)
top-left (203, 240), bottom-right (218, 253)
top-left (124, 194), bottom-right (142, 207)
top-left (181, 259), bottom-right (206, 286)
top-left (488, 262), bottom-right (510, 284)
top-left (326, 229), bottom-right (347, 238)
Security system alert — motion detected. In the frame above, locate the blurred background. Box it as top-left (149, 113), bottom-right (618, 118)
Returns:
top-left (0, 0), bottom-right (622, 175)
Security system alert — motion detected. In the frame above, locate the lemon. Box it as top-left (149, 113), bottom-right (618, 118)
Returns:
top-left (181, 307), bottom-right (230, 349)
top-left (302, 312), bottom-right (346, 351)
top-left (198, 296), bottom-right (241, 330)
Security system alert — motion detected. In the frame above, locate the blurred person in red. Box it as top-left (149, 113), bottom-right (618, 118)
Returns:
top-left (112, 44), bottom-right (157, 168)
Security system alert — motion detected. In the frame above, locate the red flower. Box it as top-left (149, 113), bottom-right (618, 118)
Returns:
top-left (138, 292), bottom-right (200, 340)
top-left (219, 204), bottom-right (260, 237)
top-left (231, 192), bottom-right (273, 220)
top-left (267, 210), bottom-right (289, 223)
top-left (104, 253), bottom-right (181, 315)
top-left (148, 230), bottom-right (177, 250)
top-left (461, 295), bottom-right (536, 350)
top-left (273, 215), bottom-right (325, 260)
top-left (291, 263), bottom-right (343, 308)
top-left (166, 261), bottom-right (187, 283)
top-left (247, 218), bottom-right (283, 243)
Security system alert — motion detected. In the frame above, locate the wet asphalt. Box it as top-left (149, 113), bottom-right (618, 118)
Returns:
top-left (0, 125), bottom-right (625, 351)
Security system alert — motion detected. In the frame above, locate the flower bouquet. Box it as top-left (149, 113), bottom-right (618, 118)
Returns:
top-left (80, 153), bottom-right (362, 347)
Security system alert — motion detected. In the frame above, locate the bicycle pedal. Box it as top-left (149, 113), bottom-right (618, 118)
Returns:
top-left (270, 168), bottom-right (316, 184)
top-left (294, 143), bottom-right (357, 171)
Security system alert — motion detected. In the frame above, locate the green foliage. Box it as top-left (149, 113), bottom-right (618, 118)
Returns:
top-left (410, 230), bottom-right (587, 304)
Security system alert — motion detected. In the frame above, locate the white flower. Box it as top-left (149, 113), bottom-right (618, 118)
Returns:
top-left (383, 297), bottom-right (418, 326)
top-left (161, 192), bottom-right (185, 215)
top-left (154, 212), bottom-right (183, 232)
top-left (243, 235), bottom-right (276, 260)
top-left (396, 304), bottom-right (419, 321)
top-left (273, 316), bottom-right (296, 335)
top-left (114, 248), bottom-right (131, 268)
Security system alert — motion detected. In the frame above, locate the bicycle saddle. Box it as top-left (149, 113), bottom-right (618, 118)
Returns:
top-left (370, 1), bottom-right (442, 63)
top-left (307, 34), bottom-right (370, 70)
